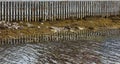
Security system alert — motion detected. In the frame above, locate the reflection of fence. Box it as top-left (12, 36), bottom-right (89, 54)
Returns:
top-left (0, 1), bottom-right (120, 21)
top-left (0, 29), bottom-right (119, 45)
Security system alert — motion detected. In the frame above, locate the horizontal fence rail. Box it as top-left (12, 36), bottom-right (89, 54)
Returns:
top-left (0, 29), bottom-right (120, 45)
top-left (0, 1), bottom-right (120, 21)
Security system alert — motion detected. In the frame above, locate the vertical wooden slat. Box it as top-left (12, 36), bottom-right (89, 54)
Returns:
top-left (19, 2), bottom-right (21, 21)
top-left (36, 2), bottom-right (39, 21)
top-left (50, 1), bottom-right (52, 20)
top-left (12, 1), bottom-right (14, 21)
top-left (83, 1), bottom-right (85, 18)
top-left (17, 2), bottom-right (20, 21)
top-left (6, 2), bottom-right (8, 21)
top-left (81, 1), bottom-right (83, 18)
top-left (0, 2), bottom-right (1, 21)
top-left (30, 1), bottom-right (32, 21)
top-left (93, 1), bottom-right (94, 16)
top-left (95, 1), bottom-right (97, 16)
top-left (5, 2), bottom-right (6, 21)
top-left (21, 2), bottom-right (23, 21)
top-left (17, 2), bottom-right (19, 21)
top-left (69, 1), bottom-right (71, 19)
top-left (46, 1), bottom-right (48, 21)
top-left (92, 1), bottom-right (93, 16)
top-left (40, 1), bottom-right (42, 21)
top-left (88, 1), bottom-right (89, 16)
top-left (48, 1), bottom-right (50, 20)
top-left (38, 1), bottom-right (40, 21)
top-left (10, 1), bottom-right (12, 21)
top-left (64, 1), bottom-right (66, 19)
top-left (43, 1), bottom-right (45, 21)
top-left (106, 1), bottom-right (108, 17)
top-left (32, 1), bottom-right (34, 21)
top-left (68, 1), bottom-right (70, 19)
top-left (26, 1), bottom-right (28, 21)
top-left (27, 1), bottom-right (29, 21)
top-left (62, 2), bottom-right (64, 20)
top-left (34, 1), bottom-right (35, 21)
top-left (13, 1), bottom-right (15, 21)
top-left (58, 1), bottom-right (60, 20)
top-left (9, 2), bottom-right (11, 21)
top-left (87, 1), bottom-right (89, 17)
top-left (60, 2), bottom-right (61, 20)
top-left (119, 1), bottom-right (120, 15)
top-left (35, 1), bottom-right (37, 21)
top-left (25, 1), bottom-right (26, 21)
top-left (14, 1), bottom-right (16, 21)
top-left (98, 1), bottom-right (100, 16)
top-left (82, 1), bottom-right (84, 18)
top-left (4, 2), bottom-right (5, 21)
top-left (31, 1), bottom-right (33, 21)
top-left (75, 1), bottom-right (78, 19)
top-left (85, 1), bottom-right (86, 17)
top-left (99, 1), bottom-right (102, 16)
top-left (65, 1), bottom-right (67, 19)
top-left (90, 1), bottom-right (92, 16)
top-left (2, 2), bottom-right (4, 21)
top-left (79, 1), bottom-right (81, 19)
top-left (104, 1), bottom-right (107, 16)
top-left (54, 1), bottom-right (57, 20)
top-left (52, 1), bottom-right (54, 20)
top-left (66, 1), bottom-right (68, 19)
top-left (75, 1), bottom-right (77, 19)
top-left (61, 1), bottom-right (63, 20)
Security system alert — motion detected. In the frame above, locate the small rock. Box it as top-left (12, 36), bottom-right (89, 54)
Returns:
top-left (8, 26), bottom-right (12, 29)
top-left (26, 23), bottom-right (34, 28)
top-left (70, 29), bottom-right (76, 32)
top-left (18, 26), bottom-right (24, 29)
top-left (38, 26), bottom-right (40, 28)
top-left (0, 24), bottom-right (7, 29)
top-left (1, 21), bottom-right (6, 23)
top-left (41, 23), bottom-right (44, 25)
top-left (49, 26), bottom-right (64, 32)
top-left (51, 29), bottom-right (57, 33)
top-left (20, 33), bottom-right (23, 35)
top-left (88, 27), bottom-right (94, 30)
top-left (46, 26), bottom-right (49, 28)
top-left (64, 26), bottom-right (71, 30)
top-left (75, 27), bottom-right (84, 30)
top-left (20, 22), bottom-right (23, 24)
top-left (0, 22), bottom-right (2, 24)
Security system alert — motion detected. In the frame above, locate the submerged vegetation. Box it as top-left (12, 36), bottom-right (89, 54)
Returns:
top-left (0, 16), bottom-right (120, 39)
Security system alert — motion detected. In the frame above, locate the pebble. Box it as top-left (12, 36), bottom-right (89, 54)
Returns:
top-left (38, 26), bottom-right (40, 29)
top-left (70, 29), bottom-right (76, 32)
top-left (41, 23), bottom-right (44, 25)
top-left (26, 23), bottom-right (34, 28)
top-left (76, 27), bottom-right (84, 30)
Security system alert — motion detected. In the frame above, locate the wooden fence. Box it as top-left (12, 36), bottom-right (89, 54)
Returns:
top-left (0, 1), bottom-right (120, 21)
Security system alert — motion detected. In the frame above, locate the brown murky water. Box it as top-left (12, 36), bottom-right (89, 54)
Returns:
top-left (0, 32), bottom-right (120, 64)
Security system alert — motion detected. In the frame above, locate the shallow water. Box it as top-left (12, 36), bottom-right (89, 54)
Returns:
top-left (0, 35), bottom-right (120, 64)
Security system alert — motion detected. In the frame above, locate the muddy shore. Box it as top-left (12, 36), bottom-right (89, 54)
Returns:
top-left (0, 17), bottom-right (120, 39)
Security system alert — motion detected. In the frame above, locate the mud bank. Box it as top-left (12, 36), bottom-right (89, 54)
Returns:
top-left (0, 17), bottom-right (120, 39)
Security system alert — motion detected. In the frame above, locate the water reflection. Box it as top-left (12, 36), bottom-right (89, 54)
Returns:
top-left (0, 36), bottom-right (120, 64)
